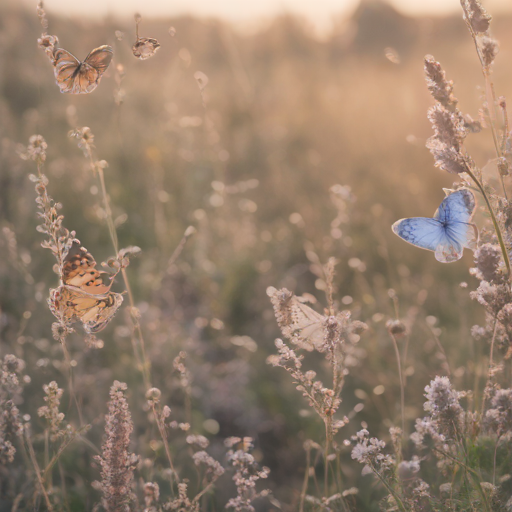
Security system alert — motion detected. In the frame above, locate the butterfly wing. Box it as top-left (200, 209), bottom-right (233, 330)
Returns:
top-left (62, 240), bottom-right (111, 294)
top-left (50, 239), bottom-right (122, 333)
top-left (80, 291), bottom-right (123, 334)
top-left (75, 45), bottom-right (113, 94)
top-left (53, 45), bottom-right (113, 94)
top-left (83, 45), bottom-right (114, 73)
top-left (53, 48), bottom-right (81, 93)
top-left (392, 217), bottom-right (446, 251)
top-left (393, 188), bottom-right (478, 263)
top-left (434, 188), bottom-right (476, 227)
top-left (49, 286), bottom-right (123, 334)
top-left (435, 188), bottom-right (478, 261)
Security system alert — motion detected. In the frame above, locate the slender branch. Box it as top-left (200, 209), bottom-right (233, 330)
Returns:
top-left (390, 333), bottom-right (405, 434)
top-left (150, 402), bottom-right (177, 484)
top-left (26, 431), bottom-right (53, 511)
top-left (464, 164), bottom-right (511, 279)
top-left (299, 446), bottom-right (311, 512)
top-left (460, 0), bottom-right (508, 199)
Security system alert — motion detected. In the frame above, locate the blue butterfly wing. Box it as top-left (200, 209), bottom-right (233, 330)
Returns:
top-left (392, 188), bottom-right (478, 263)
top-left (434, 189), bottom-right (476, 225)
top-left (392, 217), bottom-right (446, 251)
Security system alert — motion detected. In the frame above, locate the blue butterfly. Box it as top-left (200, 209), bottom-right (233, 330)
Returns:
top-left (392, 188), bottom-right (478, 263)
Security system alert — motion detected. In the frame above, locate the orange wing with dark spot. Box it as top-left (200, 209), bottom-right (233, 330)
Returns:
top-left (49, 239), bottom-right (123, 334)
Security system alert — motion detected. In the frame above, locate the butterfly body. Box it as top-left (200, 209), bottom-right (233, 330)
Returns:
top-left (392, 188), bottom-right (477, 263)
top-left (49, 240), bottom-right (123, 333)
top-left (53, 45), bottom-right (113, 94)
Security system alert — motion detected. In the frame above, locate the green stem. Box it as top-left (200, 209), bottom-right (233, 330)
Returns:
top-left (465, 165), bottom-right (511, 279)
top-left (369, 464), bottom-right (407, 512)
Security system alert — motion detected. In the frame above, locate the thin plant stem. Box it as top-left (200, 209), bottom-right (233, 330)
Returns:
top-left (42, 430), bottom-right (83, 480)
top-left (324, 417), bottom-right (331, 498)
top-left (59, 335), bottom-right (84, 426)
top-left (150, 402), bottom-right (177, 486)
top-left (299, 446), bottom-right (311, 512)
top-left (460, 0), bottom-right (508, 199)
top-left (390, 333), bottom-right (405, 434)
top-left (84, 148), bottom-right (152, 389)
top-left (426, 323), bottom-right (451, 376)
top-left (493, 434), bottom-right (501, 486)
top-left (464, 164), bottom-right (511, 280)
top-left (480, 318), bottom-right (499, 417)
top-left (26, 431), bottom-right (53, 511)
top-left (369, 463), bottom-right (407, 512)
top-left (433, 445), bottom-right (492, 512)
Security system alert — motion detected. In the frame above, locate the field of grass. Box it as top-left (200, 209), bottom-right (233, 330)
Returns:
top-left (1, 1), bottom-right (512, 510)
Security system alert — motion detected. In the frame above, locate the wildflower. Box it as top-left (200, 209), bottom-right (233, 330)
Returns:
top-left (424, 55), bottom-right (458, 110)
top-left (480, 36), bottom-right (499, 68)
top-left (225, 437), bottom-right (270, 511)
top-left (186, 434), bottom-right (210, 449)
top-left (485, 388), bottom-right (512, 435)
top-left (386, 319), bottom-right (407, 338)
top-left (145, 387), bottom-right (162, 403)
top-left (397, 456), bottom-right (421, 481)
top-left (95, 381), bottom-right (138, 512)
top-left (350, 429), bottom-right (395, 476)
top-left (51, 322), bottom-right (74, 341)
top-left (427, 105), bottom-right (466, 149)
top-left (425, 138), bottom-right (468, 174)
top-left (22, 135), bottom-right (48, 163)
top-left (132, 14), bottom-right (160, 60)
top-left (37, 33), bottom-right (59, 61)
top-left (192, 451), bottom-right (225, 478)
top-left (497, 156), bottom-right (509, 176)
top-left (0, 400), bottom-right (22, 464)
top-left (471, 280), bottom-right (512, 317)
top-left (37, 381), bottom-right (65, 440)
top-left (410, 417), bottom-right (446, 450)
top-left (164, 482), bottom-right (197, 511)
top-left (0, 356), bottom-right (25, 464)
top-left (464, 0), bottom-right (492, 33)
top-left (424, 376), bottom-right (464, 440)
top-left (132, 38), bottom-right (161, 60)
top-left (69, 127), bottom-right (95, 157)
top-left (471, 243), bottom-right (505, 284)
top-left (144, 482), bottom-right (160, 511)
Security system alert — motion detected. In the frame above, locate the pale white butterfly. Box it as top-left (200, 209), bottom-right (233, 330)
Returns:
top-left (392, 188), bottom-right (478, 263)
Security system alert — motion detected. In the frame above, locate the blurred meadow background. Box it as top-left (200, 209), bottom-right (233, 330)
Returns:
top-left (2, 0), bottom-right (512, 510)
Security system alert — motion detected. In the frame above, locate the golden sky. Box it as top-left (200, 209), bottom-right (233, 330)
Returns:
top-left (24, 0), bottom-right (512, 32)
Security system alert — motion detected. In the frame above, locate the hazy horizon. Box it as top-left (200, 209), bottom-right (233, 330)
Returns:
top-left (18, 0), bottom-right (512, 34)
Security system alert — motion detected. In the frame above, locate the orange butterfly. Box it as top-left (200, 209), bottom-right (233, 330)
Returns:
top-left (49, 240), bottom-right (123, 333)
top-left (53, 45), bottom-right (113, 94)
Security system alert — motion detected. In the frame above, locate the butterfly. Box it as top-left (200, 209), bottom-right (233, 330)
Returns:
top-left (392, 188), bottom-right (478, 263)
top-left (53, 45), bottom-right (113, 94)
top-left (267, 286), bottom-right (328, 351)
top-left (48, 240), bottom-right (123, 333)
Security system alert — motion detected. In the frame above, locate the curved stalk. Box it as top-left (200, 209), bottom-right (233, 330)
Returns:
top-left (464, 165), bottom-right (511, 280)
